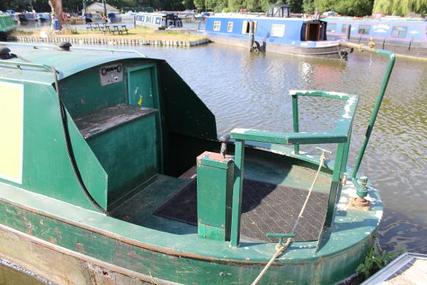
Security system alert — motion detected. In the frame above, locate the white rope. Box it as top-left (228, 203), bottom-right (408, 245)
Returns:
top-left (291, 150), bottom-right (327, 234)
top-left (250, 150), bottom-right (328, 285)
top-left (250, 238), bottom-right (293, 285)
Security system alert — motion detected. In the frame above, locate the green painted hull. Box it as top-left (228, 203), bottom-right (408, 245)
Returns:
top-left (0, 177), bottom-right (382, 285)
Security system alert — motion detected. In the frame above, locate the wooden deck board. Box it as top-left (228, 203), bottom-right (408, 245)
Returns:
top-left (74, 104), bottom-right (156, 139)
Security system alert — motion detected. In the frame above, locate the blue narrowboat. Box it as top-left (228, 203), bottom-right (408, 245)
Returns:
top-left (135, 12), bottom-right (182, 29)
top-left (324, 16), bottom-right (427, 50)
top-left (201, 8), bottom-right (347, 58)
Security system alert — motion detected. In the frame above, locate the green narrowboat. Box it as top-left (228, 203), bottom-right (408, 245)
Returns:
top-left (0, 14), bottom-right (16, 41)
top-left (0, 42), bottom-right (395, 284)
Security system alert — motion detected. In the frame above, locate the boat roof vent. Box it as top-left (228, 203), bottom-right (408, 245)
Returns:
top-left (0, 47), bottom-right (17, 60)
top-left (59, 42), bottom-right (72, 52)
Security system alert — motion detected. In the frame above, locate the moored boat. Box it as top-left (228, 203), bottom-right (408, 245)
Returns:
top-left (324, 16), bottom-right (427, 51)
top-left (37, 12), bottom-right (52, 22)
top-left (17, 11), bottom-right (38, 22)
top-left (0, 42), bottom-right (395, 284)
top-left (135, 12), bottom-right (183, 29)
top-left (200, 5), bottom-right (350, 58)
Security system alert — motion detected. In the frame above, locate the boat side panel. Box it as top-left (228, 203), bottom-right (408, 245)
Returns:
top-left (59, 62), bottom-right (128, 118)
top-left (67, 110), bottom-right (109, 210)
top-left (0, 199), bottom-right (375, 285)
top-left (325, 18), bottom-right (427, 45)
top-left (0, 79), bottom-right (105, 211)
top-left (206, 17), bottom-right (304, 44)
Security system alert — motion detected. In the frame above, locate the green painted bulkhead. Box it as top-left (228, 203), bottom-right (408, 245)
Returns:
top-left (0, 47), bottom-right (218, 212)
top-left (0, 45), bottom-right (387, 285)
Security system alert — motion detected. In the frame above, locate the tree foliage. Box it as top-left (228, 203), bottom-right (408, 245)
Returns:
top-left (314, 0), bottom-right (374, 16)
top-left (373, 0), bottom-right (427, 16)
top-left (303, 0), bottom-right (315, 13)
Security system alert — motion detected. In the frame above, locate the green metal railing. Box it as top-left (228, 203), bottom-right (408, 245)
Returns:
top-left (352, 49), bottom-right (396, 179)
top-left (229, 91), bottom-right (359, 247)
top-left (228, 49), bottom-right (396, 247)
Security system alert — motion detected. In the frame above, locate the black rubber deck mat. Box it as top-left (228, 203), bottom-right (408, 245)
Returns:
top-left (154, 179), bottom-right (329, 242)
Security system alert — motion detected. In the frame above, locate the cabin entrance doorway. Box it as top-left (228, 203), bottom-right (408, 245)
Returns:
top-left (127, 65), bottom-right (162, 175)
top-left (301, 21), bottom-right (327, 41)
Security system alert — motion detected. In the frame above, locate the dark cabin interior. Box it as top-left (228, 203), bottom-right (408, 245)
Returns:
top-left (301, 21), bottom-right (328, 41)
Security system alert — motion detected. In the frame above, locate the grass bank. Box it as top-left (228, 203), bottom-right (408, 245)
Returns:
top-left (12, 25), bottom-right (209, 47)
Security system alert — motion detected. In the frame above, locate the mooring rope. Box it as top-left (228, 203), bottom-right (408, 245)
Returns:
top-left (250, 149), bottom-right (329, 285)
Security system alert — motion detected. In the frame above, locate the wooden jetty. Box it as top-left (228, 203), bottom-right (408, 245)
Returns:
top-left (363, 252), bottom-right (427, 284)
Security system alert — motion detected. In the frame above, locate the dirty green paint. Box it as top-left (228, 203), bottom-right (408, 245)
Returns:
top-left (128, 65), bottom-right (157, 108)
top-left (0, 15), bottom-right (16, 33)
top-left (0, 178), bottom-right (382, 285)
top-left (291, 93), bottom-right (300, 154)
top-left (230, 140), bottom-right (245, 247)
top-left (197, 152), bottom-right (234, 241)
top-left (67, 110), bottom-right (108, 210)
top-left (59, 64), bottom-right (127, 118)
top-left (87, 113), bottom-right (158, 207)
top-left (0, 80), bottom-right (100, 211)
top-left (127, 64), bottom-right (164, 174)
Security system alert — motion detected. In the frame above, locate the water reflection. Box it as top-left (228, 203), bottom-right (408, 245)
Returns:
top-left (133, 43), bottom-right (427, 253)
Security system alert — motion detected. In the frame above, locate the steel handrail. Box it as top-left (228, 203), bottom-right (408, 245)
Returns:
top-left (352, 49), bottom-right (396, 179)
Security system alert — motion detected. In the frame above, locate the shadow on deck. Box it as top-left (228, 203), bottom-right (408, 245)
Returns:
top-left (110, 151), bottom-right (331, 242)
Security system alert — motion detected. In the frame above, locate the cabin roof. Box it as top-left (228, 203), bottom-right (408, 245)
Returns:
top-left (0, 45), bottom-right (143, 84)
top-left (208, 14), bottom-right (309, 22)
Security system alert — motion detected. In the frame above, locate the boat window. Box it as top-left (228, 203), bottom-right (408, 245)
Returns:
top-left (391, 26), bottom-right (408, 38)
top-left (213, 21), bottom-right (221, 32)
top-left (358, 25), bottom-right (371, 35)
top-left (242, 21), bottom-right (250, 34)
top-left (271, 24), bottom-right (285, 37)
top-left (341, 24), bottom-right (349, 33)
top-left (326, 23), bottom-right (336, 33)
top-left (227, 21), bottom-right (233, 33)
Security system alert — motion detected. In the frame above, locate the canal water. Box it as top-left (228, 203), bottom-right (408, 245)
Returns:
top-left (133, 43), bottom-right (427, 254)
